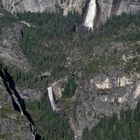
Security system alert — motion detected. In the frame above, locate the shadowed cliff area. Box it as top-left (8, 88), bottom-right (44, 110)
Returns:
top-left (0, 3), bottom-right (140, 140)
top-left (0, 69), bottom-right (42, 140)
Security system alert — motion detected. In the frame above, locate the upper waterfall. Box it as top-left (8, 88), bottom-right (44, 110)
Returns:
top-left (84, 0), bottom-right (97, 29)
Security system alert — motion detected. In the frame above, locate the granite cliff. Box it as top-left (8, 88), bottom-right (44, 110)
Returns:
top-left (0, 1), bottom-right (140, 140)
top-left (1, 0), bottom-right (140, 28)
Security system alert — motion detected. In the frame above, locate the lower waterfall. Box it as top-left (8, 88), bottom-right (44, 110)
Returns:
top-left (47, 87), bottom-right (57, 111)
top-left (84, 0), bottom-right (97, 29)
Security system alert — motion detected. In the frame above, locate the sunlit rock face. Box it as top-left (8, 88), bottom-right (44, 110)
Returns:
top-left (1, 0), bottom-right (140, 27)
top-left (93, 75), bottom-right (133, 89)
top-left (0, 24), bottom-right (31, 71)
top-left (98, 0), bottom-right (140, 25)
top-left (83, 0), bottom-right (140, 29)
top-left (62, 0), bottom-right (86, 15)
top-left (74, 70), bottom-right (140, 139)
top-left (1, 0), bottom-right (57, 13)
top-left (1, 0), bottom-right (86, 14)
top-left (62, 0), bottom-right (140, 28)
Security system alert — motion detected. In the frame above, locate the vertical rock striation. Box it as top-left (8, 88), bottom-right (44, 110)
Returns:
top-left (97, 0), bottom-right (140, 25)
top-left (73, 71), bottom-right (140, 139)
top-left (1, 0), bottom-right (57, 13)
top-left (1, 0), bottom-right (140, 28)
top-left (0, 69), bottom-right (42, 140)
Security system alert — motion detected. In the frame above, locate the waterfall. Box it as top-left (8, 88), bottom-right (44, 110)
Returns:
top-left (84, 0), bottom-right (97, 29)
top-left (47, 87), bottom-right (57, 111)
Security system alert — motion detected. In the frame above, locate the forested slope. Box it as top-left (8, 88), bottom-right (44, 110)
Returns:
top-left (0, 9), bottom-right (140, 140)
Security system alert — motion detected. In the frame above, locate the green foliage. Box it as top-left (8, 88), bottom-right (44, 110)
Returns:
top-left (98, 13), bottom-right (140, 41)
top-left (82, 102), bottom-right (140, 140)
top-left (0, 9), bottom-right (140, 140)
top-left (63, 76), bottom-right (77, 98)
top-left (124, 56), bottom-right (140, 73)
top-left (0, 60), bottom-right (45, 89)
top-left (124, 43), bottom-right (140, 73)
top-left (0, 11), bottom-right (139, 89)
top-left (132, 44), bottom-right (140, 54)
top-left (0, 9), bottom-right (17, 28)
top-left (1, 11), bottom-right (139, 88)
top-left (17, 12), bottom-right (140, 83)
top-left (27, 97), bottom-right (74, 140)
top-left (17, 12), bottom-right (81, 35)
top-left (18, 12), bottom-right (81, 81)
top-left (0, 134), bottom-right (7, 139)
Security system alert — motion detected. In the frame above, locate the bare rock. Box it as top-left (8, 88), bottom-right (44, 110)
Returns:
top-left (74, 70), bottom-right (140, 138)
top-left (0, 24), bottom-right (31, 71)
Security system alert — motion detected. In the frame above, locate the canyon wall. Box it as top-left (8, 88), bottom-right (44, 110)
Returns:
top-left (1, 0), bottom-right (58, 13)
top-left (1, 0), bottom-right (140, 28)
top-left (97, 0), bottom-right (140, 25)
top-left (72, 71), bottom-right (140, 139)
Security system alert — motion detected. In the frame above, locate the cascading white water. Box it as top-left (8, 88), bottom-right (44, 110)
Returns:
top-left (84, 0), bottom-right (97, 29)
top-left (47, 87), bottom-right (56, 111)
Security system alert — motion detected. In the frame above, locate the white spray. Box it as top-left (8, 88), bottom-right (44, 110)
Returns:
top-left (47, 87), bottom-right (56, 111)
top-left (84, 0), bottom-right (97, 29)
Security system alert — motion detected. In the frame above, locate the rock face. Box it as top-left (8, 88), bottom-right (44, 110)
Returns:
top-left (1, 0), bottom-right (58, 13)
top-left (0, 69), bottom-right (42, 140)
top-left (1, 0), bottom-right (140, 28)
top-left (96, 0), bottom-right (140, 25)
top-left (73, 70), bottom-right (140, 139)
top-left (0, 24), bottom-right (31, 71)
top-left (1, 0), bottom-right (85, 14)
top-left (84, 0), bottom-right (140, 28)
top-left (0, 82), bottom-right (34, 140)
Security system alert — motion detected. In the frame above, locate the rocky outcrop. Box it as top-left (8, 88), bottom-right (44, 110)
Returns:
top-left (96, 0), bottom-right (140, 26)
top-left (46, 77), bottom-right (67, 111)
top-left (72, 70), bottom-right (140, 139)
top-left (1, 0), bottom-right (85, 14)
top-left (0, 24), bottom-right (31, 71)
top-left (0, 78), bottom-right (33, 140)
top-left (1, 0), bottom-right (58, 13)
top-left (0, 69), bottom-right (42, 140)
top-left (1, 0), bottom-right (140, 28)
top-left (84, 0), bottom-right (140, 28)
top-left (64, 0), bottom-right (140, 27)
top-left (17, 88), bottom-right (41, 101)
